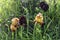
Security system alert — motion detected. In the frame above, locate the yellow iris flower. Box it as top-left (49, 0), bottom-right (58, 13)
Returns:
top-left (10, 18), bottom-right (19, 32)
top-left (34, 13), bottom-right (44, 24)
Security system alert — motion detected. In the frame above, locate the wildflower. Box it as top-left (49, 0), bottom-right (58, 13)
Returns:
top-left (34, 13), bottom-right (44, 25)
top-left (10, 18), bottom-right (19, 32)
top-left (19, 15), bottom-right (27, 27)
top-left (10, 24), bottom-right (17, 32)
top-left (11, 18), bottom-right (19, 26)
top-left (39, 2), bottom-right (49, 11)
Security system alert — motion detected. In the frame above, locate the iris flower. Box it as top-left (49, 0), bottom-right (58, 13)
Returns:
top-left (10, 18), bottom-right (19, 32)
top-left (34, 13), bottom-right (44, 26)
top-left (19, 16), bottom-right (27, 27)
top-left (39, 2), bottom-right (49, 11)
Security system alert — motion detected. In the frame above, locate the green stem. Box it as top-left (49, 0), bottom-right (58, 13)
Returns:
top-left (15, 30), bottom-right (17, 40)
top-left (21, 26), bottom-right (22, 40)
top-left (33, 22), bottom-right (37, 40)
top-left (12, 32), bottom-right (14, 40)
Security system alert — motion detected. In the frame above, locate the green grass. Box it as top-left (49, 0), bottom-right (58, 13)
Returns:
top-left (0, 0), bottom-right (60, 40)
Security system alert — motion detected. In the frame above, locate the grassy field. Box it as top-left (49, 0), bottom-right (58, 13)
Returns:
top-left (0, 0), bottom-right (60, 40)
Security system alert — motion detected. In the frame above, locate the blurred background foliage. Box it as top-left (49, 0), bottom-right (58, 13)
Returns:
top-left (0, 0), bottom-right (60, 40)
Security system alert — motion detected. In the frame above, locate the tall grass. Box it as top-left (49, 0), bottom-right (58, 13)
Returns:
top-left (0, 0), bottom-right (60, 40)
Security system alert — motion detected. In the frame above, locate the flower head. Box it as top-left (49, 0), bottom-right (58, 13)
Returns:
top-left (34, 13), bottom-right (44, 25)
top-left (10, 24), bottom-right (17, 32)
top-left (10, 18), bottom-right (19, 32)
top-left (39, 2), bottom-right (49, 11)
top-left (19, 16), bottom-right (27, 27)
top-left (11, 18), bottom-right (19, 26)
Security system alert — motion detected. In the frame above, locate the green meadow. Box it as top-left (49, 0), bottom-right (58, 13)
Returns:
top-left (0, 0), bottom-right (60, 40)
